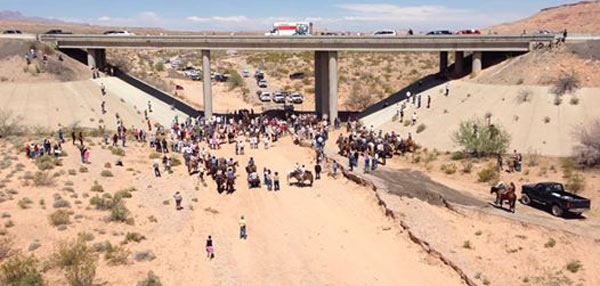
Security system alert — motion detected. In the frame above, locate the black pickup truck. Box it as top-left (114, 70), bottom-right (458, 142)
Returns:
top-left (521, 182), bottom-right (591, 217)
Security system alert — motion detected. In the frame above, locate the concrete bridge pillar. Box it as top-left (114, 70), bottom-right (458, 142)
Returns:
top-left (439, 51), bottom-right (448, 75)
top-left (314, 51), bottom-right (338, 123)
top-left (454, 51), bottom-right (464, 75)
top-left (202, 50), bottom-right (212, 118)
top-left (86, 48), bottom-right (106, 69)
top-left (472, 51), bottom-right (482, 76)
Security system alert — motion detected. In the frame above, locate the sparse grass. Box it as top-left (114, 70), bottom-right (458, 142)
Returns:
top-left (49, 210), bottom-right (71, 226)
top-left (544, 237), bottom-right (556, 248)
top-left (463, 240), bottom-right (472, 249)
top-left (100, 170), bottom-right (113, 177)
top-left (137, 271), bottom-right (162, 286)
top-left (0, 254), bottom-right (44, 286)
top-left (566, 260), bottom-right (582, 273)
top-left (90, 181), bottom-right (104, 193)
top-left (477, 164), bottom-right (499, 184)
top-left (440, 163), bottom-right (457, 175)
top-left (33, 171), bottom-right (55, 187)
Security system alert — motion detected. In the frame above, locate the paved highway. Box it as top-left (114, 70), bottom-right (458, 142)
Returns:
top-left (39, 34), bottom-right (555, 52)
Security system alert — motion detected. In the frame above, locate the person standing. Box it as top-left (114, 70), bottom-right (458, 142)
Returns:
top-left (173, 191), bottom-right (183, 211)
top-left (411, 112), bottom-right (417, 126)
top-left (273, 172), bottom-right (280, 191)
top-left (332, 160), bottom-right (339, 178)
top-left (417, 95), bottom-right (421, 108)
top-left (445, 83), bottom-right (450, 96)
top-left (153, 159), bottom-right (161, 177)
top-left (266, 170), bottom-right (273, 191)
top-left (57, 128), bottom-right (64, 143)
top-left (314, 163), bottom-right (322, 180)
top-left (206, 235), bottom-right (214, 259)
top-left (372, 152), bottom-right (378, 171)
top-left (71, 131), bottom-right (76, 145)
top-left (364, 154), bottom-right (370, 174)
top-left (239, 216), bottom-right (247, 239)
top-left (78, 132), bottom-right (84, 146)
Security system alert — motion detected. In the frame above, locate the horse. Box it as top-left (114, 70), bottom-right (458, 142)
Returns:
top-left (490, 187), bottom-right (516, 213)
top-left (287, 170), bottom-right (314, 187)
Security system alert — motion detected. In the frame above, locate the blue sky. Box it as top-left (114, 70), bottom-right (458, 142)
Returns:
top-left (0, 0), bottom-right (574, 31)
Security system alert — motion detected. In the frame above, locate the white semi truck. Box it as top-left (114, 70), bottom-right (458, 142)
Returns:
top-left (265, 22), bottom-right (313, 36)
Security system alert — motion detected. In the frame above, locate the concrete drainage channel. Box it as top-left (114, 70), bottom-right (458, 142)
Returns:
top-left (322, 151), bottom-right (478, 286)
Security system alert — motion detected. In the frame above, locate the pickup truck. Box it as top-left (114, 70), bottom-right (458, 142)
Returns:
top-left (521, 182), bottom-right (591, 217)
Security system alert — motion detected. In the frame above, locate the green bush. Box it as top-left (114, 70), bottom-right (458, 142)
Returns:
top-left (452, 117), bottom-right (511, 157)
top-left (104, 245), bottom-right (129, 266)
top-left (137, 271), bottom-right (162, 286)
top-left (109, 202), bottom-right (130, 223)
top-left (566, 260), bottom-right (582, 273)
top-left (49, 210), bottom-right (71, 226)
top-left (450, 152), bottom-right (466, 161)
top-left (90, 182), bottom-right (104, 193)
top-left (35, 155), bottom-right (61, 170)
top-left (477, 165), bottom-right (499, 183)
top-left (0, 254), bottom-right (44, 286)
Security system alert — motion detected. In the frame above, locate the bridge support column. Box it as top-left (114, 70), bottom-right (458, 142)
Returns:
top-left (314, 51), bottom-right (338, 123)
top-left (202, 50), bottom-right (212, 118)
top-left (454, 51), bottom-right (464, 76)
top-left (86, 48), bottom-right (105, 69)
top-left (472, 51), bottom-right (482, 76)
top-left (439, 51), bottom-right (448, 75)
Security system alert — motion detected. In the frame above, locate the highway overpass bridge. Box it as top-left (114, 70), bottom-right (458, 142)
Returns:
top-left (40, 34), bottom-right (554, 120)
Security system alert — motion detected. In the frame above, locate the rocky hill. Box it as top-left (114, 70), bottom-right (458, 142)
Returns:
top-left (489, 1), bottom-right (600, 34)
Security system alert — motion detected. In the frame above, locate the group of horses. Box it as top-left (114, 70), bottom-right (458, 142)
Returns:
top-left (336, 134), bottom-right (417, 159)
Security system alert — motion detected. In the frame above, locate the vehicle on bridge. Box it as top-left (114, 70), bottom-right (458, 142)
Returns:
top-left (372, 29), bottom-right (397, 36)
top-left (456, 29), bottom-right (480, 35)
top-left (426, 30), bottom-right (453, 35)
top-left (2, 29), bottom-right (22, 34)
top-left (265, 22), bottom-right (313, 36)
top-left (104, 30), bottom-right (135, 36)
top-left (44, 29), bottom-right (72, 35)
top-left (520, 182), bottom-right (591, 217)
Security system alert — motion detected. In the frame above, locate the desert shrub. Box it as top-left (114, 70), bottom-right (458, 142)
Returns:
top-left (52, 238), bottom-right (97, 286)
top-left (0, 110), bottom-right (26, 137)
top-left (516, 89), bottom-right (532, 103)
top-left (440, 164), bottom-right (457, 175)
top-left (78, 232), bottom-right (95, 242)
top-left (0, 254), bottom-right (44, 286)
top-left (100, 170), bottom-right (113, 177)
top-left (137, 271), bottom-right (162, 286)
top-left (49, 210), bottom-right (71, 226)
top-left (154, 62), bottom-right (165, 72)
top-left (0, 237), bottom-right (14, 260)
top-left (452, 117), bottom-right (511, 157)
top-left (104, 245), bottom-right (129, 266)
top-left (90, 182), bottom-right (104, 193)
top-left (78, 166), bottom-right (88, 173)
top-left (123, 232), bottom-right (146, 244)
top-left (416, 124), bottom-right (426, 133)
top-left (35, 155), bottom-right (61, 170)
top-left (68, 169), bottom-right (77, 176)
top-left (569, 96), bottom-right (579, 105)
top-left (477, 164), bottom-right (499, 183)
top-left (133, 250), bottom-right (156, 262)
top-left (450, 152), bottom-right (466, 161)
top-left (566, 260), bottom-right (582, 273)
top-left (573, 120), bottom-right (600, 167)
top-left (565, 173), bottom-right (585, 193)
top-left (114, 189), bottom-right (132, 201)
top-left (33, 171), bottom-right (55, 187)
top-left (345, 81), bottom-right (374, 111)
top-left (461, 162), bottom-right (474, 173)
top-left (544, 238), bottom-right (556, 248)
top-left (148, 152), bottom-right (161, 159)
top-left (64, 257), bottom-right (96, 286)
top-left (108, 202), bottom-right (130, 223)
top-left (552, 72), bottom-right (580, 96)
top-left (226, 70), bottom-right (244, 91)
top-left (53, 199), bottom-right (71, 209)
top-left (103, 163), bottom-right (111, 169)
top-left (18, 197), bottom-right (34, 209)
top-left (111, 147), bottom-right (125, 157)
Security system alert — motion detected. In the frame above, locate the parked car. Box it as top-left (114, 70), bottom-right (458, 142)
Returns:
top-left (258, 91), bottom-right (272, 102)
top-left (289, 72), bottom-right (305, 80)
top-left (189, 74), bottom-right (202, 81)
top-left (521, 182), bottom-right (591, 217)
top-left (372, 29), bottom-right (397, 36)
top-left (273, 92), bottom-right (286, 103)
top-left (289, 92), bottom-right (303, 104)
top-left (104, 30), bottom-right (135, 36)
top-left (44, 29), bottom-right (72, 34)
top-left (2, 29), bottom-right (22, 34)
top-left (426, 30), bottom-right (453, 35)
top-left (255, 71), bottom-right (265, 81)
top-left (455, 29), bottom-right (480, 35)
top-left (214, 73), bottom-right (229, 82)
top-left (242, 69), bottom-right (250, 78)
top-left (258, 79), bottom-right (268, 88)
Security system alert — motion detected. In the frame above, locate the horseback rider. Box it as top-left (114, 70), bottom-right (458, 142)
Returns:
top-left (494, 180), bottom-right (508, 205)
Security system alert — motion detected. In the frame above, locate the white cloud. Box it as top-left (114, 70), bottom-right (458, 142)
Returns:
top-left (186, 15), bottom-right (249, 23)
